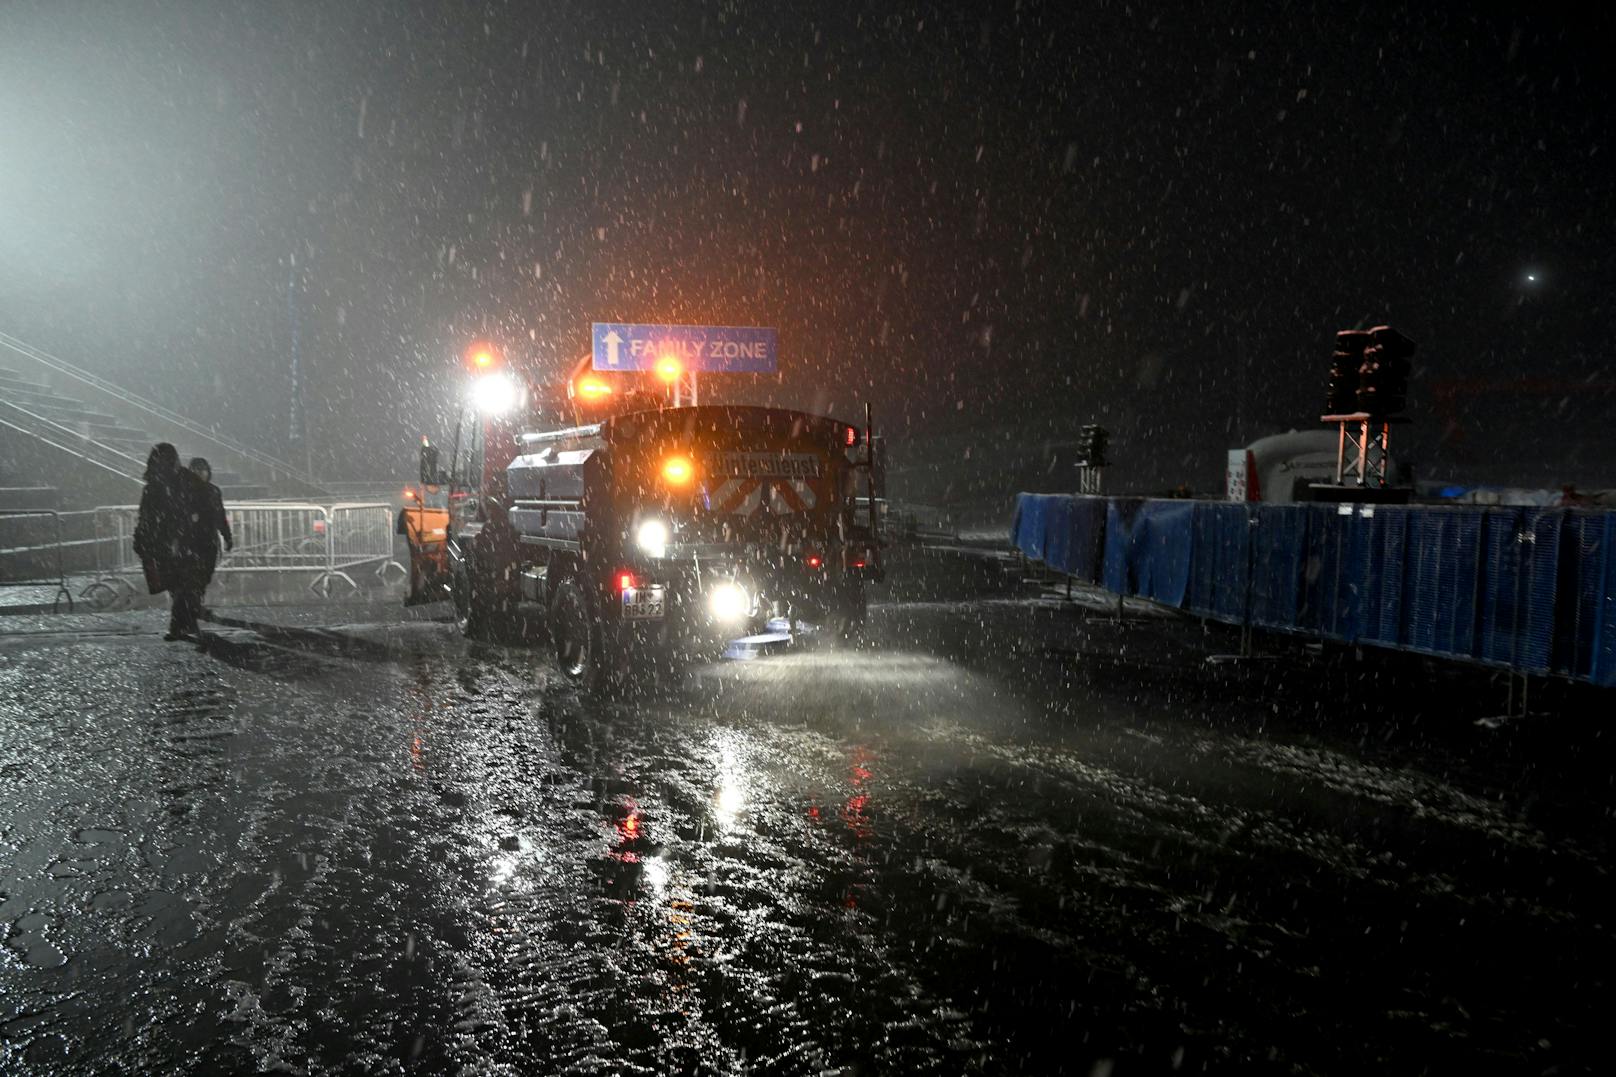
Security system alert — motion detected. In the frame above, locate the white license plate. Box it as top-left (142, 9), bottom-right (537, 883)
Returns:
top-left (621, 585), bottom-right (665, 620)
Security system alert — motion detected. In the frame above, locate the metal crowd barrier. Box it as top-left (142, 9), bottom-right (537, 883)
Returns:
top-left (0, 510), bottom-right (74, 612)
top-left (80, 501), bottom-right (404, 609)
top-left (328, 502), bottom-right (408, 590)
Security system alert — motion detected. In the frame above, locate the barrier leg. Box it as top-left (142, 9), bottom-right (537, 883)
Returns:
top-left (80, 576), bottom-right (133, 611)
top-left (309, 570), bottom-right (359, 597)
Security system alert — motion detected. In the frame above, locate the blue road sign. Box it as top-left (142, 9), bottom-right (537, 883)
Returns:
top-left (591, 323), bottom-right (778, 373)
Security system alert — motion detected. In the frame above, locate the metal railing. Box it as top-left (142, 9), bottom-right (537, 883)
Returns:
top-left (0, 399), bottom-right (146, 484)
top-left (0, 510), bottom-right (74, 611)
top-left (81, 501), bottom-right (405, 609)
top-left (0, 330), bottom-right (324, 491)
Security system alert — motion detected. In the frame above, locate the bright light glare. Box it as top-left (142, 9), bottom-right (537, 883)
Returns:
top-left (655, 355), bottom-right (682, 382)
top-left (707, 581), bottom-right (750, 622)
top-left (486, 833), bottom-right (540, 891)
top-left (643, 856), bottom-right (669, 895)
top-left (470, 372), bottom-right (520, 414)
top-left (711, 740), bottom-right (749, 831)
top-left (576, 377), bottom-right (613, 399)
top-left (661, 456), bottom-right (694, 485)
top-left (715, 782), bottom-right (744, 819)
top-left (636, 518), bottom-right (669, 558)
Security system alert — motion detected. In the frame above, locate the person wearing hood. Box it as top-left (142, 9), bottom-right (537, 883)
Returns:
top-left (132, 443), bottom-right (209, 640)
top-left (188, 457), bottom-right (233, 599)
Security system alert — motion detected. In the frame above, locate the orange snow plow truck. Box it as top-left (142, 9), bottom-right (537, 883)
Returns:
top-left (396, 465), bottom-right (450, 605)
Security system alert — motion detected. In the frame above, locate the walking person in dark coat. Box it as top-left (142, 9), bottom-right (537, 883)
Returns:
top-left (132, 443), bottom-right (209, 641)
top-left (188, 457), bottom-right (233, 616)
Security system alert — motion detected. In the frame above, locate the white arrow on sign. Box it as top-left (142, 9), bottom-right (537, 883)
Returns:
top-left (603, 330), bottom-right (623, 367)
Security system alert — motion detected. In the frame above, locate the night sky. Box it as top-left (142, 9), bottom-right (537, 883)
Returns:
top-left (3, 2), bottom-right (1613, 490)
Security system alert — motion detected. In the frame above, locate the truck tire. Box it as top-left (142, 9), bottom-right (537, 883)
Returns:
top-left (452, 556), bottom-right (500, 640)
top-left (549, 575), bottom-right (603, 686)
top-left (837, 581), bottom-right (869, 643)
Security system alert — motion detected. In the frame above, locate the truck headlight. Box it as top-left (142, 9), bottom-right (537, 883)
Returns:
top-left (707, 581), bottom-right (750, 622)
top-left (635, 518), bottom-right (669, 558)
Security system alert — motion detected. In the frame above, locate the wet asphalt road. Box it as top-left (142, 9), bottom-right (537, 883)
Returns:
top-left (0, 594), bottom-right (1612, 1075)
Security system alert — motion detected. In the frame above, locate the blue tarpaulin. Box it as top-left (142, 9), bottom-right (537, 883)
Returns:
top-left (1187, 502), bottom-right (1250, 622)
top-left (1054, 496), bottom-right (1108, 582)
top-left (1101, 499), bottom-right (1144, 595)
top-left (1249, 506), bottom-right (1308, 631)
top-left (1010, 494), bottom-right (1107, 581)
top-left (1009, 492), bottom-right (1616, 687)
top-left (1133, 501), bottom-right (1195, 607)
top-left (1009, 493), bottom-right (1049, 563)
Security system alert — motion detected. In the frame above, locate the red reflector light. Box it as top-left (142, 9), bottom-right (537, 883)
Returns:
top-left (806, 554), bottom-right (823, 569)
top-left (852, 559), bottom-right (866, 569)
top-left (617, 571), bottom-right (637, 592)
top-left (845, 426), bottom-right (858, 447)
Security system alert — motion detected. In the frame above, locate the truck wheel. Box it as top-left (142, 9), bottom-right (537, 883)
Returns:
top-left (452, 557), bottom-right (499, 640)
top-left (837, 582), bottom-right (869, 643)
top-left (549, 575), bottom-right (601, 683)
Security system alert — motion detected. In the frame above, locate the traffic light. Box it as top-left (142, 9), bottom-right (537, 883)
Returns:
top-left (1355, 325), bottom-right (1416, 417)
top-left (1077, 424), bottom-right (1109, 468)
top-left (1326, 330), bottom-right (1370, 415)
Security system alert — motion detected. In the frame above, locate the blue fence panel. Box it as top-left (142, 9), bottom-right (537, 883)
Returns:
top-left (1133, 501), bottom-right (1196, 608)
top-left (1477, 507), bottom-right (1529, 667)
top-left (1102, 499), bottom-right (1148, 596)
top-left (1249, 506), bottom-right (1308, 631)
top-left (1010, 493), bottom-right (1049, 563)
top-left (1041, 496), bottom-right (1076, 577)
top-left (1297, 505), bottom-right (1342, 639)
top-left (1598, 514), bottom-right (1616, 687)
top-left (1402, 510), bottom-right (1444, 653)
top-left (1048, 496), bottom-right (1108, 582)
top-left (1335, 506), bottom-right (1375, 643)
top-left (1446, 509), bottom-right (1485, 660)
top-left (1554, 511), bottom-right (1616, 682)
top-left (1447, 511), bottom-right (1480, 659)
top-left (1011, 494), bottom-right (1108, 582)
top-left (1402, 508), bottom-right (1483, 660)
top-left (1185, 503), bottom-right (1218, 618)
top-left (1357, 508), bottom-right (1408, 647)
top-left (1066, 491), bottom-right (1105, 578)
top-left (1186, 502), bottom-right (1249, 622)
top-left (1300, 504), bottom-right (1373, 643)
top-left (1515, 510), bottom-right (1562, 674)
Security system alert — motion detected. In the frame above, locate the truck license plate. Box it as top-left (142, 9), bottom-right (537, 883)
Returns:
top-left (622, 584), bottom-right (665, 620)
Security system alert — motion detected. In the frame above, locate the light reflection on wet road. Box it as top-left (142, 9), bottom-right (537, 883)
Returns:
top-left (0, 601), bottom-right (1611, 1074)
